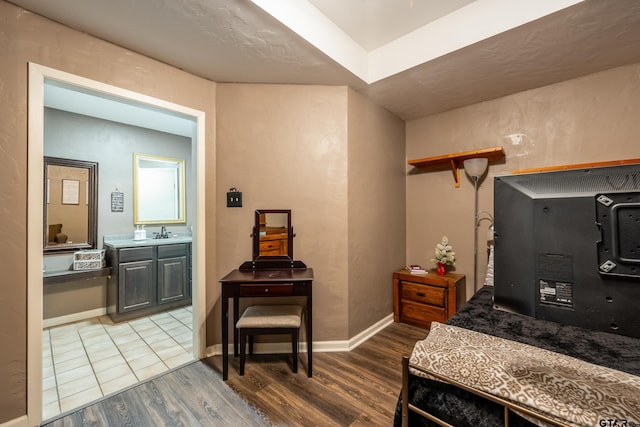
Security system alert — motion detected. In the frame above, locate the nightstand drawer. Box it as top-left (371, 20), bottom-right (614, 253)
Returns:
top-left (401, 281), bottom-right (446, 306)
top-left (400, 300), bottom-right (446, 328)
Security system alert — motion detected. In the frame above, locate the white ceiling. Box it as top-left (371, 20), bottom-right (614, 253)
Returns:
top-left (44, 80), bottom-right (198, 138)
top-left (307, 0), bottom-right (477, 52)
top-left (11, 0), bottom-right (640, 120)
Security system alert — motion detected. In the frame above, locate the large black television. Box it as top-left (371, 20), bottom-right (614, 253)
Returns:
top-left (493, 163), bottom-right (640, 338)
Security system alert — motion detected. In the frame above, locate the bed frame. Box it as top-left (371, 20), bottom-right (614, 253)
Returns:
top-left (400, 357), bottom-right (568, 427)
top-left (394, 286), bottom-right (640, 427)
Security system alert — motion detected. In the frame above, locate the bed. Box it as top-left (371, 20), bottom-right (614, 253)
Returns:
top-left (393, 286), bottom-right (640, 427)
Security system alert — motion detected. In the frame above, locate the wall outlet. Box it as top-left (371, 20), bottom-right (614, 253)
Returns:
top-left (506, 133), bottom-right (523, 145)
top-left (227, 191), bottom-right (242, 207)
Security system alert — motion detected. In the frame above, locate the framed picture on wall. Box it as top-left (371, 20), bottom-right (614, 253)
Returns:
top-left (62, 179), bottom-right (80, 205)
top-left (111, 191), bottom-right (124, 212)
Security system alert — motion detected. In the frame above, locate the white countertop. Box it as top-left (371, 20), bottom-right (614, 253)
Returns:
top-left (103, 233), bottom-right (192, 248)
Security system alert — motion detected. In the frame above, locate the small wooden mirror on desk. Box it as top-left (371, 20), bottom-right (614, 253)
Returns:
top-left (239, 209), bottom-right (307, 271)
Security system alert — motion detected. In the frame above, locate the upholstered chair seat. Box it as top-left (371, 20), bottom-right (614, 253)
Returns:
top-left (235, 304), bottom-right (303, 376)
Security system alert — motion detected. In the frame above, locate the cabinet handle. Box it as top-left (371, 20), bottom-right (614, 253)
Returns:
top-left (416, 292), bottom-right (425, 297)
top-left (264, 288), bottom-right (269, 293)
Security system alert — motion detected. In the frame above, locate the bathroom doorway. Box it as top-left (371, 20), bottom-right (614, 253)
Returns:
top-left (28, 63), bottom-right (207, 425)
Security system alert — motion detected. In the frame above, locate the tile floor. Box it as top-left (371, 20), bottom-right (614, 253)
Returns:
top-left (42, 306), bottom-right (195, 421)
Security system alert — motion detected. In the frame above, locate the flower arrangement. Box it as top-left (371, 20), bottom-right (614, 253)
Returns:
top-left (431, 236), bottom-right (455, 275)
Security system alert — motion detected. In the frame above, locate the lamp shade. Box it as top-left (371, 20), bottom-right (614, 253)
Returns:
top-left (463, 157), bottom-right (488, 178)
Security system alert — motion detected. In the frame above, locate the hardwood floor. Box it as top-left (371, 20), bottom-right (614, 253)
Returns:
top-left (42, 360), bottom-right (270, 427)
top-left (43, 322), bottom-right (428, 427)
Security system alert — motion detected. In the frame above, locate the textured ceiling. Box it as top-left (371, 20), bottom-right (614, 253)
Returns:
top-left (9, 0), bottom-right (640, 120)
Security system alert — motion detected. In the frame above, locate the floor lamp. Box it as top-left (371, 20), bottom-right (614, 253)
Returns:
top-left (463, 157), bottom-right (488, 293)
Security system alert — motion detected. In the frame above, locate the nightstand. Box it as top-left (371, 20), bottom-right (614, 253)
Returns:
top-left (393, 269), bottom-right (465, 329)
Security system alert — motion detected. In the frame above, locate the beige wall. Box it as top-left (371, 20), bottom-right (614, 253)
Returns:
top-left (215, 83), bottom-right (347, 340)
top-left (347, 89), bottom-right (406, 336)
top-left (215, 84), bottom-right (405, 343)
top-left (5, 0), bottom-right (640, 423)
top-left (406, 63), bottom-right (640, 300)
top-left (0, 2), bottom-right (216, 422)
top-left (43, 279), bottom-right (107, 319)
top-left (216, 83), bottom-right (347, 341)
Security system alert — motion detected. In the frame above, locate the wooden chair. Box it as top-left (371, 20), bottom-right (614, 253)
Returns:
top-left (235, 304), bottom-right (303, 376)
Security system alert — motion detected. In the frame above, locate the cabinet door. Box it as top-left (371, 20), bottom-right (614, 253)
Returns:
top-left (158, 256), bottom-right (188, 304)
top-left (119, 260), bottom-right (155, 312)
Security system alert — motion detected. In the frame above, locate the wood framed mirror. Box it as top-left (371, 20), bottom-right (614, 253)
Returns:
top-left (43, 156), bottom-right (98, 253)
top-left (253, 209), bottom-right (292, 261)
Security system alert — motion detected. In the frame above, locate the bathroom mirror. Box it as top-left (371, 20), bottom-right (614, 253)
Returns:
top-left (43, 156), bottom-right (98, 253)
top-left (133, 153), bottom-right (186, 224)
top-left (252, 209), bottom-right (292, 261)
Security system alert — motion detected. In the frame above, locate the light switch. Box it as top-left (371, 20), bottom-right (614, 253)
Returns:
top-left (227, 189), bottom-right (242, 207)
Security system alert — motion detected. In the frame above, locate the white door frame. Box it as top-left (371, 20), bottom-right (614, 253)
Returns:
top-left (27, 63), bottom-right (207, 426)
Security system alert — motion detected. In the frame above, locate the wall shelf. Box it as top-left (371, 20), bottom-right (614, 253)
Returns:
top-left (512, 158), bottom-right (640, 174)
top-left (408, 147), bottom-right (505, 187)
top-left (43, 267), bottom-right (111, 285)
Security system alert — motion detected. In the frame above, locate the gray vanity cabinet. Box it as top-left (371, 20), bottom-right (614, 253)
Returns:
top-left (157, 244), bottom-right (189, 305)
top-left (106, 243), bottom-right (191, 322)
top-left (118, 246), bottom-right (155, 313)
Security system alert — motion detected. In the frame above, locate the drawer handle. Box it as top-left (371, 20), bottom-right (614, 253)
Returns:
top-left (265, 288), bottom-right (269, 293)
top-left (416, 292), bottom-right (426, 297)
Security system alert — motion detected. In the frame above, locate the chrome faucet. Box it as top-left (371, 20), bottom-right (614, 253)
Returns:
top-left (155, 226), bottom-right (169, 239)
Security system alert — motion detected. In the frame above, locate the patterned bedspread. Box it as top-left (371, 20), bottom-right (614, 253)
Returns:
top-left (410, 322), bottom-right (640, 426)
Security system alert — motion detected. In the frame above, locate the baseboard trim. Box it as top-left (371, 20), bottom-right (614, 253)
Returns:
top-left (205, 313), bottom-right (394, 356)
top-left (43, 308), bottom-right (107, 328)
top-left (347, 313), bottom-right (395, 351)
top-left (0, 415), bottom-right (28, 427)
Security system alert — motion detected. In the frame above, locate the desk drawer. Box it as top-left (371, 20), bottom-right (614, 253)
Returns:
top-left (239, 284), bottom-right (294, 296)
top-left (260, 240), bottom-right (281, 252)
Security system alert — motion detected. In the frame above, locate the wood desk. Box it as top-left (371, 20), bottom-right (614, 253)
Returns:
top-left (219, 268), bottom-right (313, 380)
